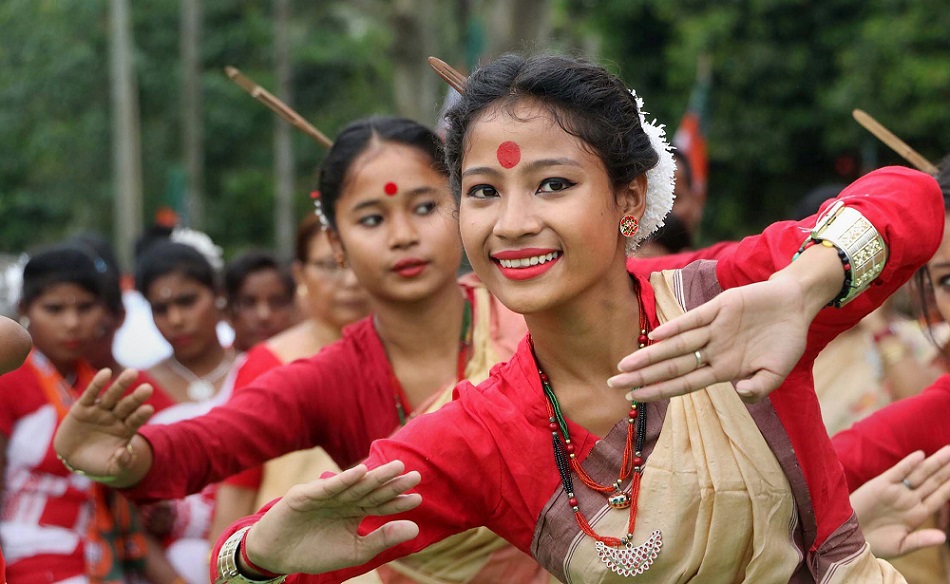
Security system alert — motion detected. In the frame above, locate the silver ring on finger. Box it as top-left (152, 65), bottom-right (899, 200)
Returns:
top-left (694, 350), bottom-right (705, 369)
top-left (902, 478), bottom-right (915, 489)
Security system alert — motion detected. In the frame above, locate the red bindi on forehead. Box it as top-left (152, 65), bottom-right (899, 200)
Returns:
top-left (383, 182), bottom-right (398, 196)
top-left (496, 141), bottom-right (521, 169)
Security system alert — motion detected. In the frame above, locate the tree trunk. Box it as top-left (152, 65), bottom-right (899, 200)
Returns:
top-left (109, 0), bottom-right (143, 272)
top-left (390, 0), bottom-right (443, 125)
top-left (181, 0), bottom-right (204, 228)
top-left (484, 0), bottom-right (551, 57)
top-left (274, 0), bottom-right (295, 258)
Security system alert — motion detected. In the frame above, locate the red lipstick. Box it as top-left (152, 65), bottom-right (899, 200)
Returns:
top-left (491, 249), bottom-right (561, 281)
top-left (392, 258), bottom-right (429, 278)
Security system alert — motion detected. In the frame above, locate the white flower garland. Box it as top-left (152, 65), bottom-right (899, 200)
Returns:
top-left (628, 90), bottom-right (676, 253)
top-left (171, 227), bottom-right (224, 273)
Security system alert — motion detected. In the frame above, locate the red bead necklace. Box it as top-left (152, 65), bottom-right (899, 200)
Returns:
top-left (531, 282), bottom-right (662, 577)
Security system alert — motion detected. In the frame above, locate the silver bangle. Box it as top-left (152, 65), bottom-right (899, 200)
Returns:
top-left (214, 526), bottom-right (287, 584)
top-left (809, 201), bottom-right (888, 307)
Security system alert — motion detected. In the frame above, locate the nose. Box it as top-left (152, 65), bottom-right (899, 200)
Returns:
top-left (166, 305), bottom-right (186, 328)
top-left (62, 307), bottom-right (81, 331)
top-left (493, 191), bottom-right (543, 240)
top-left (255, 301), bottom-right (272, 321)
top-left (387, 210), bottom-right (420, 250)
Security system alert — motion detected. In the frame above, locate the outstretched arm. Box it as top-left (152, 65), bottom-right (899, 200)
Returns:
top-left (211, 394), bottom-right (505, 583)
top-left (851, 445), bottom-right (950, 559)
top-left (611, 167), bottom-right (944, 401)
top-left (237, 462), bottom-right (422, 578)
top-left (53, 368), bottom-right (156, 487)
top-left (834, 376), bottom-right (950, 491)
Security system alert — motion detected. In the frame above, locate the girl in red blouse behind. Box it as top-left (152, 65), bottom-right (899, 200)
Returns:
top-left (0, 246), bottom-right (112, 583)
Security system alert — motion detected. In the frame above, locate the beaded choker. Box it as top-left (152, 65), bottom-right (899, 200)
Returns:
top-left (530, 283), bottom-right (662, 577)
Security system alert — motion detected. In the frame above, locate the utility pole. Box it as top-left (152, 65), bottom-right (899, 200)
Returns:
top-left (274, 0), bottom-right (295, 258)
top-left (181, 0), bottom-right (204, 228)
top-left (109, 0), bottom-right (144, 271)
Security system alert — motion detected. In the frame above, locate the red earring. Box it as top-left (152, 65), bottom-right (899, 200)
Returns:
top-left (619, 215), bottom-right (639, 237)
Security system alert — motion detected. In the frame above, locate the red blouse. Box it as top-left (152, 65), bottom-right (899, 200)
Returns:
top-left (212, 167), bottom-right (944, 582)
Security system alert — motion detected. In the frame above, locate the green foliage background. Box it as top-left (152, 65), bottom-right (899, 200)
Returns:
top-left (1, 0), bottom-right (948, 259)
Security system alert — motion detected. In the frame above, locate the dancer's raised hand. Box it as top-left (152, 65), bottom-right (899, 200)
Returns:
top-left (610, 245), bottom-right (844, 402)
top-left (609, 274), bottom-right (811, 402)
top-left (240, 461), bottom-right (422, 576)
top-left (852, 446), bottom-right (950, 559)
top-left (53, 367), bottom-right (155, 487)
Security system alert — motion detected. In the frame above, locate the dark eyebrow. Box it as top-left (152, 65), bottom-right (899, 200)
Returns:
top-left (461, 166), bottom-right (502, 179)
top-left (931, 262), bottom-right (950, 270)
top-left (351, 199), bottom-right (382, 213)
top-left (462, 158), bottom-right (582, 178)
top-left (524, 158), bottom-right (582, 171)
top-left (350, 185), bottom-right (441, 212)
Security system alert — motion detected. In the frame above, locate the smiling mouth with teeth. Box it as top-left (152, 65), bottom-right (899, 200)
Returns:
top-left (497, 251), bottom-right (561, 268)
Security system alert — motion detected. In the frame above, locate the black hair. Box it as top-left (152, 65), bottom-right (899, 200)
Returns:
top-left (317, 116), bottom-right (446, 229)
top-left (443, 54), bottom-right (659, 198)
top-left (135, 240), bottom-right (217, 297)
top-left (792, 183), bottom-right (847, 221)
top-left (224, 250), bottom-right (294, 303)
top-left (65, 233), bottom-right (124, 316)
top-left (937, 154), bottom-right (950, 209)
top-left (912, 155), bottom-right (950, 351)
top-left (20, 244), bottom-right (109, 310)
top-left (294, 214), bottom-right (325, 264)
top-left (134, 224), bottom-right (174, 262)
top-left (645, 213), bottom-right (692, 254)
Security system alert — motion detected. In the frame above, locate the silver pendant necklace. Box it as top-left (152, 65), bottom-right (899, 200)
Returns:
top-left (167, 351), bottom-right (233, 401)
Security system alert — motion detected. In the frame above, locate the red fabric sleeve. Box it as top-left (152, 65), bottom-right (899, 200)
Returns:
top-left (833, 375), bottom-right (950, 492)
top-left (626, 240), bottom-right (736, 275)
top-left (122, 351), bottom-right (349, 504)
top-left (222, 346), bottom-right (284, 490)
top-left (711, 167), bottom-right (944, 548)
top-left (715, 167), bottom-right (944, 360)
top-left (210, 394), bottom-right (502, 584)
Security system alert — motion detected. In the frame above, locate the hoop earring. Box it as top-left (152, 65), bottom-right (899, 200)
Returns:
top-left (619, 215), bottom-right (640, 238)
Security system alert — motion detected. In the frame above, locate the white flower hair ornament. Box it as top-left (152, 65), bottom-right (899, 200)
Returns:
top-left (170, 227), bottom-right (225, 273)
top-left (627, 89), bottom-right (676, 253)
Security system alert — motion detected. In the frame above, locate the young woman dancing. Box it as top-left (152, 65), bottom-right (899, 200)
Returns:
top-left (208, 55), bottom-right (942, 583)
top-left (56, 117), bottom-right (545, 583)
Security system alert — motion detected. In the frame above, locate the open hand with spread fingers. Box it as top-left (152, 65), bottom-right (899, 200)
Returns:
top-left (240, 460), bottom-right (423, 576)
top-left (851, 445), bottom-right (950, 559)
top-left (52, 367), bottom-right (155, 487)
top-left (609, 273), bottom-right (813, 403)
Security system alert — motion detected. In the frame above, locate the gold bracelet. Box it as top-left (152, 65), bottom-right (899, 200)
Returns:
top-left (214, 526), bottom-right (287, 584)
top-left (55, 442), bottom-right (134, 484)
top-left (808, 201), bottom-right (888, 307)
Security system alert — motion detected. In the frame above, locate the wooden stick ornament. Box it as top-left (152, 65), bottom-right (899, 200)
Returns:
top-left (852, 109), bottom-right (937, 174)
top-left (224, 66), bottom-right (334, 148)
top-left (427, 57), bottom-right (468, 94)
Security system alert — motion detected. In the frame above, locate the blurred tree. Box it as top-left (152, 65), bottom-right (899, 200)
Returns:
top-left (110, 0), bottom-right (144, 271)
top-left (572, 0), bottom-right (949, 243)
top-left (180, 0), bottom-right (205, 228)
top-left (1, 0), bottom-right (946, 258)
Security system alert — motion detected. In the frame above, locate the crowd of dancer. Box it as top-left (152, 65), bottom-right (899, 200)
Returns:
top-left (2, 52), bottom-right (950, 584)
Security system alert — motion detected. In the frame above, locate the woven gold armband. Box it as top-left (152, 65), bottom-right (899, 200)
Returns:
top-left (214, 526), bottom-right (287, 584)
top-left (797, 201), bottom-right (888, 307)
